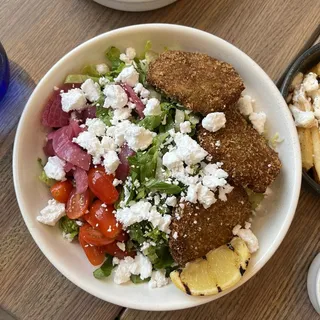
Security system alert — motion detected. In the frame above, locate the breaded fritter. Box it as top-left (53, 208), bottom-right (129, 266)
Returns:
top-left (197, 108), bottom-right (281, 193)
top-left (169, 185), bottom-right (251, 266)
top-left (147, 51), bottom-right (245, 114)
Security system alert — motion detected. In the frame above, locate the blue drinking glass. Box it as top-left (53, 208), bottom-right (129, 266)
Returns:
top-left (0, 42), bottom-right (10, 101)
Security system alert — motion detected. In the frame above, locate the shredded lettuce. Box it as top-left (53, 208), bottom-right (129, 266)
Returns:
top-left (130, 274), bottom-right (150, 284)
top-left (37, 158), bottom-right (56, 187)
top-left (64, 74), bottom-right (99, 84)
top-left (93, 254), bottom-right (114, 279)
top-left (59, 216), bottom-right (79, 240)
top-left (105, 46), bottom-right (125, 77)
top-left (96, 106), bottom-right (113, 126)
top-left (81, 64), bottom-right (101, 77)
top-left (128, 222), bottom-right (174, 270)
top-left (138, 115), bottom-right (162, 131)
top-left (145, 179), bottom-right (182, 195)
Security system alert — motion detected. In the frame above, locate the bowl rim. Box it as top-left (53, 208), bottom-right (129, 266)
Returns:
top-left (13, 23), bottom-right (302, 311)
top-left (279, 43), bottom-right (320, 194)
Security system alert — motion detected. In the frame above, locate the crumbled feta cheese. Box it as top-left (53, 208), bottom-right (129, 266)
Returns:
top-left (202, 163), bottom-right (228, 190)
top-left (81, 79), bottom-right (100, 102)
top-left (99, 77), bottom-right (110, 87)
top-left (60, 88), bottom-right (87, 112)
top-left (111, 108), bottom-right (132, 125)
top-left (37, 199), bottom-right (66, 226)
top-left (124, 125), bottom-right (155, 151)
top-left (215, 140), bottom-right (221, 147)
top-left (106, 120), bottom-right (132, 147)
top-left (115, 200), bottom-right (171, 233)
top-left (232, 225), bottom-right (259, 253)
top-left (113, 178), bottom-right (122, 187)
top-left (149, 270), bottom-right (169, 289)
top-left (113, 253), bottom-right (152, 284)
top-left (103, 85), bottom-right (128, 109)
top-left (196, 184), bottom-right (216, 208)
top-left (289, 105), bottom-right (317, 128)
top-left (62, 232), bottom-right (74, 242)
top-left (162, 150), bottom-right (184, 173)
top-left (238, 95), bottom-right (254, 116)
top-left (172, 231), bottom-right (178, 239)
top-left (174, 132), bottom-right (208, 165)
top-left (73, 131), bottom-right (104, 164)
top-left (143, 98), bottom-right (161, 116)
top-left (103, 150), bottom-right (120, 174)
top-left (43, 156), bottom-right (66, 181)
top-left (96, 63), bottom-right (109, 75)
top-left (180, 121), bottom-right (192, 133)
top-left (202, 112), bottom-right (226, 132)
top-left (249, 112), bottom-right (266, 134)
top-left (119, 47), bottom-right (136, 65)
top-left (165, 196), bottom-right (177, 207)
top-left (126, 47), bottom-right (136, 60)
top-left (218, 184), bottom-right (234, 201)
top-left (113, 257), bottom-right (120, 265)
top-left (85, 118), bottom-right (106, 137)
top-left (185, 184), bottom-right (199, 203)
top-left (115, 66), bottom-right (139, 87)
top-left (101, 136), bottom-right (117, 152)
top-left (116, 242), bottom-right (126, 251)
top-left (303, 72), bottom-right (319, 92)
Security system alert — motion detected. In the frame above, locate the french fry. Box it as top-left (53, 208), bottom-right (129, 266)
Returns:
top-left (310, 62), bottom-right (320, 76)
top-left (311, 125), bottom-right (320, 180)
top-left (299, 128), bottom-right (314, 170)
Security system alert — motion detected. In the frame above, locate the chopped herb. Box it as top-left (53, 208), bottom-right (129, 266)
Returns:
top-left (93, 254), bottom-right (114, 279)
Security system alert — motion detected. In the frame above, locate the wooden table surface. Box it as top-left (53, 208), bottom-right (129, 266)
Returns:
top-left (1, 0), bottom-right (320, 319)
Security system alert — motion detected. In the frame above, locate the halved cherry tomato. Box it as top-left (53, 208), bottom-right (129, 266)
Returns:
top-left (79, 228), bottom-right (105, 266)
top-left (50, 180), bottom-right (73, 203)
top-left (85, 200), bottom-right (122, 238)
top-left (115, 230), bottom-right (129, 242)
top-left (102, 242), bottom-right (136, 259)
top-left (66, 188), bottom-right (90, 219)
top-left (88, 167), bottom-right (119, 204)
top-left (80, 223), bottom-right (115, 246)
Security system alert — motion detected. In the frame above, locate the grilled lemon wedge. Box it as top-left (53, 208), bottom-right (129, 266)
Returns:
top-left (170, 237), bottom-right (251, 296)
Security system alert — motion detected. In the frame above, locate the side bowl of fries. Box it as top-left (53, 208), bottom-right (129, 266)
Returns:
top-left (280, 43), bottom-right (320, 193)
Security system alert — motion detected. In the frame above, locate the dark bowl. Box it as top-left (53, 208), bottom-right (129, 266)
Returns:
top-left (280, 43), bottom-right (320, 194)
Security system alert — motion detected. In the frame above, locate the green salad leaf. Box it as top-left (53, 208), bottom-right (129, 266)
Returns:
top-left (81, 64), bottom-right (101, 77)
top-left (145, 179), bottom-right (182, 195)
top-left (59, 216), bottom-right (79, 240)
top-left (64, 74), bottom-right (99, 84)
top-left (138, 115), bottom-right (162, 131)
top-left (93, 254), bottom-right (114, 279)
top-left (37, 158), bottom-right (56, 187)
top-left (130, 275), bottom-right (150, 284)
top-left (105, 46), bottom-right (125, 77)
top-left (96, 106), bottom-right (113, 126)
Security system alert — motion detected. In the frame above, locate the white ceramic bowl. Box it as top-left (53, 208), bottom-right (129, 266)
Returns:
top-left (93, 0), bottom-right (177, 12)
top-left (13, 24), bottom-right (301, 311)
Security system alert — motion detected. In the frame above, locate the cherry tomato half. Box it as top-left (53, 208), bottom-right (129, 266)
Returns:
top-left (79, 223), bottom-right (115, 246)
top-left (66, 188), bottom-right (90, 219)
top-left (79, 229), bottom-right (105, 266)
top-left (50, 180), bottom-right (73, 203)
top-left (85, 200), bottom-right (122, 238)
top-left (102, 242), bottom-right (135, 259)
top-left (88, 167), bottom-right (119, 204)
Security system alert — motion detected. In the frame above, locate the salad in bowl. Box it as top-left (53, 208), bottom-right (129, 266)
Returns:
top-left (37, 42), bottom-right (281, 293)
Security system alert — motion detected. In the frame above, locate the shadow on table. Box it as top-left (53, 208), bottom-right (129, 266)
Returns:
top-left (0, 60), bottom-right (35, 158)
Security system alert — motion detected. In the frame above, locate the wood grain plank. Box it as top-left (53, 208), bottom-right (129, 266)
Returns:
top-left (0, 0), bottom-right (319, 319)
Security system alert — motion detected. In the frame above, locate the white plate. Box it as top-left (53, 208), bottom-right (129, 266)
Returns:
top-left (13, 24), bottom-right (301, 311)
top-left (93, 0), bottom-right (177, 12)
